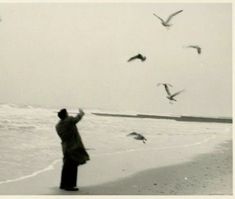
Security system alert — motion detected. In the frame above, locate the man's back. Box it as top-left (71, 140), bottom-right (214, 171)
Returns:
top-left (56, 115), bottom-right (84, 154)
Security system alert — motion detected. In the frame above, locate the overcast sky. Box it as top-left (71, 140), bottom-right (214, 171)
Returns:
top-left (0, 3), bottom-right (232, 116)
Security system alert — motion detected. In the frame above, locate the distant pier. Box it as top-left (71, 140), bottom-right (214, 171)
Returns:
top-left (92, 113), bottom-right (232, 123)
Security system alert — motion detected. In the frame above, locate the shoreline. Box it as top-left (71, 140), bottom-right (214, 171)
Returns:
top-left (0, 139), bottom-right (231, 195)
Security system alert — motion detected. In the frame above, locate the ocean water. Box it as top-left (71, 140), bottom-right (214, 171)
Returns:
top-left (0, 103), bottom-right (232, 184)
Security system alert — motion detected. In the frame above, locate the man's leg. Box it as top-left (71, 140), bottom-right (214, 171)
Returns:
top-left (60, 157), bottom-right (71, 189)
top-left (60, 157), bottom-right (79, 190)
top-left (70, 160), bottom-right (78, 188)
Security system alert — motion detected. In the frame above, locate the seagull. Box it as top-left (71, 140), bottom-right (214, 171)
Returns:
top-left (134, 134), bottom-right (147, 143)
top-left (157, 83), bottom-right (184, 102)
top-left (153, 10), bottom-right (183, 28)
top-left (186, 45), bottom-right (201, 54)
top-left (127, 132), bottom-right (139, 136)
top-left (127, 132), bottom-right (147, 144)
top-left (127, 54), bottom-right (146, 62)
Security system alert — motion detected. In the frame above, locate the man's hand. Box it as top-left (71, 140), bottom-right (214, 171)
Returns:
top-left (79, 108), bottom-right (85, 117)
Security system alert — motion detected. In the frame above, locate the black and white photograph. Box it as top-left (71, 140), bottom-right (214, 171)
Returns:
top-left (0, 1), bottom-right (232, 196)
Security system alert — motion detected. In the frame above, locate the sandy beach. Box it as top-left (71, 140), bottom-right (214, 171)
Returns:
top-left (0, 129), bottom-right (232, 195)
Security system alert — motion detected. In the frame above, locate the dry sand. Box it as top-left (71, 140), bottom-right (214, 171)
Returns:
top-left (0, 133), bottom-right (232, 195)
top-left (81, 141), bottom-right (232, 195)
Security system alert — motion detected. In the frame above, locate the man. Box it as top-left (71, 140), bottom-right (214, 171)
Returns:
top-left (56, 108), bottom-right (90, 191)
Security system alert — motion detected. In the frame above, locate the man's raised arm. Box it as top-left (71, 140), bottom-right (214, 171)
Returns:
top-left (72, 108), bottom-right (85, 124)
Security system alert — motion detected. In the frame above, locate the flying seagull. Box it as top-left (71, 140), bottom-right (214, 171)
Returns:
top-left (186, 45), bottom-right (201, 54)
top-left (127, 132), bottom-right (147, 144)
top-left (127, 54), bottom-right (146, 62)
top-left (157, 83), bottom-right (184, 102)
top-left (153, 10), bottom-right (183, 28)
top-left (128, 132), bottom-right (139, 136)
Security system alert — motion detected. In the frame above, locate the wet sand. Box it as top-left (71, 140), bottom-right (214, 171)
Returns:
top-left (0, 139), bottom-right (231, 195)
top-left (80, 141), bottom-right (232, 195)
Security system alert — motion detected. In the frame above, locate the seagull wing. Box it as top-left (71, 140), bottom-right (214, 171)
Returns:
top-left (187, 45), bottom-right (201, 54)
top-left (187, 45), bottom-right (199, 49)
top-left (166, 10), bottom-right (183, 23)
top-left (197, 47), bottom-right (201, 54)
top-left (171, 89), bottom-right (185, 98)
top-left (187, 45), bottom-right (196, 48)
top-left (157, 83), bottom-right (173, 96)
top-left (164, 84), bottom-right (172, 96)
top-left (127, 55), bottom-right (139, 62)
top-left (128, 132), bottom-right (138, 136)
top-left (153, 13), bottom-right (165, 23)
top-left (157, 83), bottom-right (173, 87)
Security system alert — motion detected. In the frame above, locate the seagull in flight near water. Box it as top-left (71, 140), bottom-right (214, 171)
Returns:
top-left (127, 132), bottom-right (147, 144)
top-left (153, 10), bottom-right (183, 28)
top-left (157, 83), bottom-right (185, 103)
top-left (127, 54), bottom-right (146, 62)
